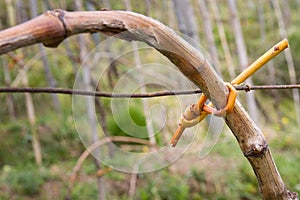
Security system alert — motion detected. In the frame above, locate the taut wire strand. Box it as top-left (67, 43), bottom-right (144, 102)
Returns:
top-left (0, 84), bottom-right (299, 98)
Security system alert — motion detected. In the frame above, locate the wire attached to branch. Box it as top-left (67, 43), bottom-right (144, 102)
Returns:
top-left (0, 84), bottom-right (299, 98)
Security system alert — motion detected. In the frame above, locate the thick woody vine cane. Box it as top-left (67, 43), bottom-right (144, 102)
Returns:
top-left (170, 39), bottom-right (289, 147)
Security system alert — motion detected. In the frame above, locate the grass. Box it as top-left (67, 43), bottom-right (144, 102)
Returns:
top-left (1, 102), bottom-right (299, 199)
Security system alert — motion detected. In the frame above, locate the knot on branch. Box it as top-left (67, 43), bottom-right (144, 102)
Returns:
top-left (244, 139), bottom-right (268, 158)
top-left (42, 9), bottom-right (68, 47)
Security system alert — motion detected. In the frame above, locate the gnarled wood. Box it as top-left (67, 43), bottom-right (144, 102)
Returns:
top-left (0, 10), bottom-right (297, 199)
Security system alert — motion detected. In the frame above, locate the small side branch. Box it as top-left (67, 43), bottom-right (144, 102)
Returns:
top-left (67, 136), bottom-right (150, 199)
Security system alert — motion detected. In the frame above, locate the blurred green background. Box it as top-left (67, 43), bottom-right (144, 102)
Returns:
top-left (0, 0), bottom-right (299, 199)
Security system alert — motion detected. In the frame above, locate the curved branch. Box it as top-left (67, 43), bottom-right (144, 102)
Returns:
top-left (67, 136), bottom-right (150, 198)
top-left (0, 9), bottom-right (227, 104)
top-left (70, 136), bottom-right (150, 178)
top-left (0, 10), bottom-right (297, 199)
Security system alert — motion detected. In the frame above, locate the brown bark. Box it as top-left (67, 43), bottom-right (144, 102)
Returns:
top-left (0, 10), bottom-right (297, 199)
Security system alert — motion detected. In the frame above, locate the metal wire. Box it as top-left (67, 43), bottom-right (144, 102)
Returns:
top-left (0, 84), bottom-right (299, 98)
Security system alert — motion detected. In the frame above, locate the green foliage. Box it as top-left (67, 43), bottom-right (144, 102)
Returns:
top-left (71, 181), bottom-right (98, 200)
top-left (274, 154), bottom-right (300, 193)
top-left (0, 123), bottom-right (34, 166)
top-left (288, 28), bottom-right (300, 76)
top-left (191, 168), bottom-right (206, 184)
top-left (106, 98), bottom-right (163, 146)
top-left (0, 165), bottom-right (49, 196)
top-left (271, 128), bottom-right (300, 194)
top-left (106, 99), bottom-right (148, 140)
top-left (138, 170), bottom-right (189, 200)
top-left (106, 170), bottom-right (127, 181)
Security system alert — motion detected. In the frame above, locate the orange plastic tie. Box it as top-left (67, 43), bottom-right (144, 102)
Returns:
top-left (202, 83), bottom-right (237, 117)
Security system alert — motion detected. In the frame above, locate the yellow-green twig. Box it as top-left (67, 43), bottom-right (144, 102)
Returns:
top-left (170, 39), bottom-right (289, 147)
